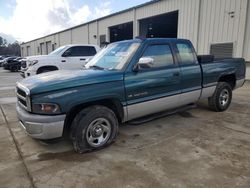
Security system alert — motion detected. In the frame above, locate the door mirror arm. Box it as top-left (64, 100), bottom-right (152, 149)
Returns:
top-left (133, 64), bottom-right (140, 72)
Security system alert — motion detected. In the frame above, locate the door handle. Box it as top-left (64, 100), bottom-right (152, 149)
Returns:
top-left (173, 72), bottom-right (180, 77)
top-left (61, 60), bottom-right (66, 62)
top-left (80, 58), bottom-right (86, 61)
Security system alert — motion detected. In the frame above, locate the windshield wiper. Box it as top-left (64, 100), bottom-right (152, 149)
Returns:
top-left (89, 65), bottom-right (105, 70)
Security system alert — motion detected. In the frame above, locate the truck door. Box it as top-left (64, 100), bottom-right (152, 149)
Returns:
top-left (61, 46), bottom-right (97, 70)
top-left (124, 43), bottom-right (181, 120)
top-left (174, 41), bottom-right (202, 104)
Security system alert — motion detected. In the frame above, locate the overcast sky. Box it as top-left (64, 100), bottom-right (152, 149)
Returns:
top-left (0, 0), bottom-right (149, 42)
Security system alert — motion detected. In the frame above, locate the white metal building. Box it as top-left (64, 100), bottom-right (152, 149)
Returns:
top-left (21, 0), bottom-right (250, 62)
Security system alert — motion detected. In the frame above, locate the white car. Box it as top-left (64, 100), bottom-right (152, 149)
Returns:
top-left (21, 44), bottom-right (100, 77)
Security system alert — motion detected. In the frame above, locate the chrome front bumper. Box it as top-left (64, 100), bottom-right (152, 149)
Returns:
top-left (16, 105), bottom-right (66, 139)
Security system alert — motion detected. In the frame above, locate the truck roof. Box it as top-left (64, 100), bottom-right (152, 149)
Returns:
top-left (116, 38), bottom-right (192, 44)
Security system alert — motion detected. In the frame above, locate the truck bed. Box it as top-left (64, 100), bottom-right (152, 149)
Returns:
top-left (199, 57), bottom-right (246, 87)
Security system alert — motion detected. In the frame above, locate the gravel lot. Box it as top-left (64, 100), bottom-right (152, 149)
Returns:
top-left (0, 67), bottom-right (250, 188)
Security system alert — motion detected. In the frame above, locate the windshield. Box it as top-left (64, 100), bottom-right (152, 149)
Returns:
top-left (49, 45), bottom-right (68, 55)
top-left (85, 41), bottom-right (140, 70)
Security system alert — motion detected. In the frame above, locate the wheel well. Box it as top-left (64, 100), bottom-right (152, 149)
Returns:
top-left (63, 99), bottom-right (124, 137)
top-left (37, 66), bottom-right (58, 74)
top-left (218, 74), bottom-right (236, 89)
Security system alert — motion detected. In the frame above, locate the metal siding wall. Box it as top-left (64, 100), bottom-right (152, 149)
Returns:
top-left (197, 0), bottom-right (248, 57)
top-left (88, 22), bottom-right (98, 45)
top-left (59, 30), bottom-right (71, 45)
top-left (243, 0), bottom-right (250, 61)
top-left (31, 42), bottom-right (36, 55)
top-left (72, 26), bottom-right (88, 44)
top-left (54, 33), bottom-right (60, 49)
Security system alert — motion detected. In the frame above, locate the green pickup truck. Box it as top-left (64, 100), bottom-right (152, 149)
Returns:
top-left (16, 38), bottom-right (246, 153)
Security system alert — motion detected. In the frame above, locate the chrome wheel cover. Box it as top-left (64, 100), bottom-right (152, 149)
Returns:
top-left (86, 118), bottom-right (111, 147)
top-left (219, 89), bottom-right (229, 107)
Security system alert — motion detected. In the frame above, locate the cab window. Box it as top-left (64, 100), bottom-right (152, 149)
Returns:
top-left (140, 44), bottom-right (174, 69)
top-left (176, 43), bottom-right (196, 64)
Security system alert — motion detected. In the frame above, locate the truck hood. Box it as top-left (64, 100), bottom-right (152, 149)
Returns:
top-left (18, 69), bottom-right (124, 94)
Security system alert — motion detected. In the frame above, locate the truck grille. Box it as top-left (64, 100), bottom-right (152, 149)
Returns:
top-left (21, 61), bottom-right (27, 68)
top-left (16, 84), bottom-right (31, 111)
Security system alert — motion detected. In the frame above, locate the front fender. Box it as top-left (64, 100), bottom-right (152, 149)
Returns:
top-left (31, 81), bottom-right (126, 113)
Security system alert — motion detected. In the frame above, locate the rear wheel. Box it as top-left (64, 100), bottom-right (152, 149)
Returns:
top-left (70, 105), bottom-right (118, 153)
top-left (208, 82), bottom-right (232, 112)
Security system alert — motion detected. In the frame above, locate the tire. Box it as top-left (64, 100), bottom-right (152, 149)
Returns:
top-left (14, 65), bottom-right (19, 72)
top-left (70, 105), bottom-right (119, 153)
top-left (208, 82), bottom-right (232, 112)
top-left (10, 66), bottom-right (18, 72)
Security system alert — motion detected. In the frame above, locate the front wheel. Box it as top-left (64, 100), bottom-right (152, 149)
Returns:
top-left (70, 105), bottom-right (119, 153)
top-left (10, 65), bottom-right (18, 72)
top-left (208, 82), bottom-right (232, 112)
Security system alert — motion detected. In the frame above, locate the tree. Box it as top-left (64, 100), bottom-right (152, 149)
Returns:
top-left (0, 36), bottom-right (3, 46)
top-left (3, 39), bottom-right (7, 46)
top-left (0, 36), bottom-right (21, 56)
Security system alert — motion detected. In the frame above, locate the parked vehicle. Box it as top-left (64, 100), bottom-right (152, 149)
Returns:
top-left (3, 57), bottom-right (25, 72)
top-left (21, 44), bottom-right (100, 77)
top-left (2, 56), bottom-right (18, 69)
top-left (16, 38), bottom-right (246, 153)
top-left (0, 55), bottom-right (11, 67)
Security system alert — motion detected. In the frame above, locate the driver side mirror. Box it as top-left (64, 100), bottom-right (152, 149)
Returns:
top-left (133, 57), bottom-right (154, 72)
top-left (62, 50), bottom-right (71, 57)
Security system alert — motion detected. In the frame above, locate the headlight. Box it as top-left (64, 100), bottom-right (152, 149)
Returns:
top-left (28, 60), bottom-right (38, 66)
top-left (32, 103), bottom-right (61, 114)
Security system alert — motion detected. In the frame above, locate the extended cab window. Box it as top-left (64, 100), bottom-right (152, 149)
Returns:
top-left (141, 44), bottom-right (174, 69)
top-left (176, 43), bottom-right (196, 64)
top-left (66, 46), bottom-right (97, 57)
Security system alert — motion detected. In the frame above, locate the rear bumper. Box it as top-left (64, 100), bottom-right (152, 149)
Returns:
top-left (16, 104), bottom-right (66, 139)
top-left (235, 78), bottom-right (245, 89)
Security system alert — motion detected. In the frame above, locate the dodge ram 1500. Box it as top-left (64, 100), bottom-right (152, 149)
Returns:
top-left (16, 38), bottom-right (246, 153)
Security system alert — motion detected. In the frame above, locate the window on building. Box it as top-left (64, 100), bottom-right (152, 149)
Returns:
top-left (140, 44), bottom-right (174, 69)
top-left (176, 43), bottom-right (195, 64)
top-left (46, 41), bottom-right (52, 54)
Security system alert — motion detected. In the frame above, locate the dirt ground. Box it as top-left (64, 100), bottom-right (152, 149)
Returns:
top-left (0, 67), bottom-right (250, 188)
